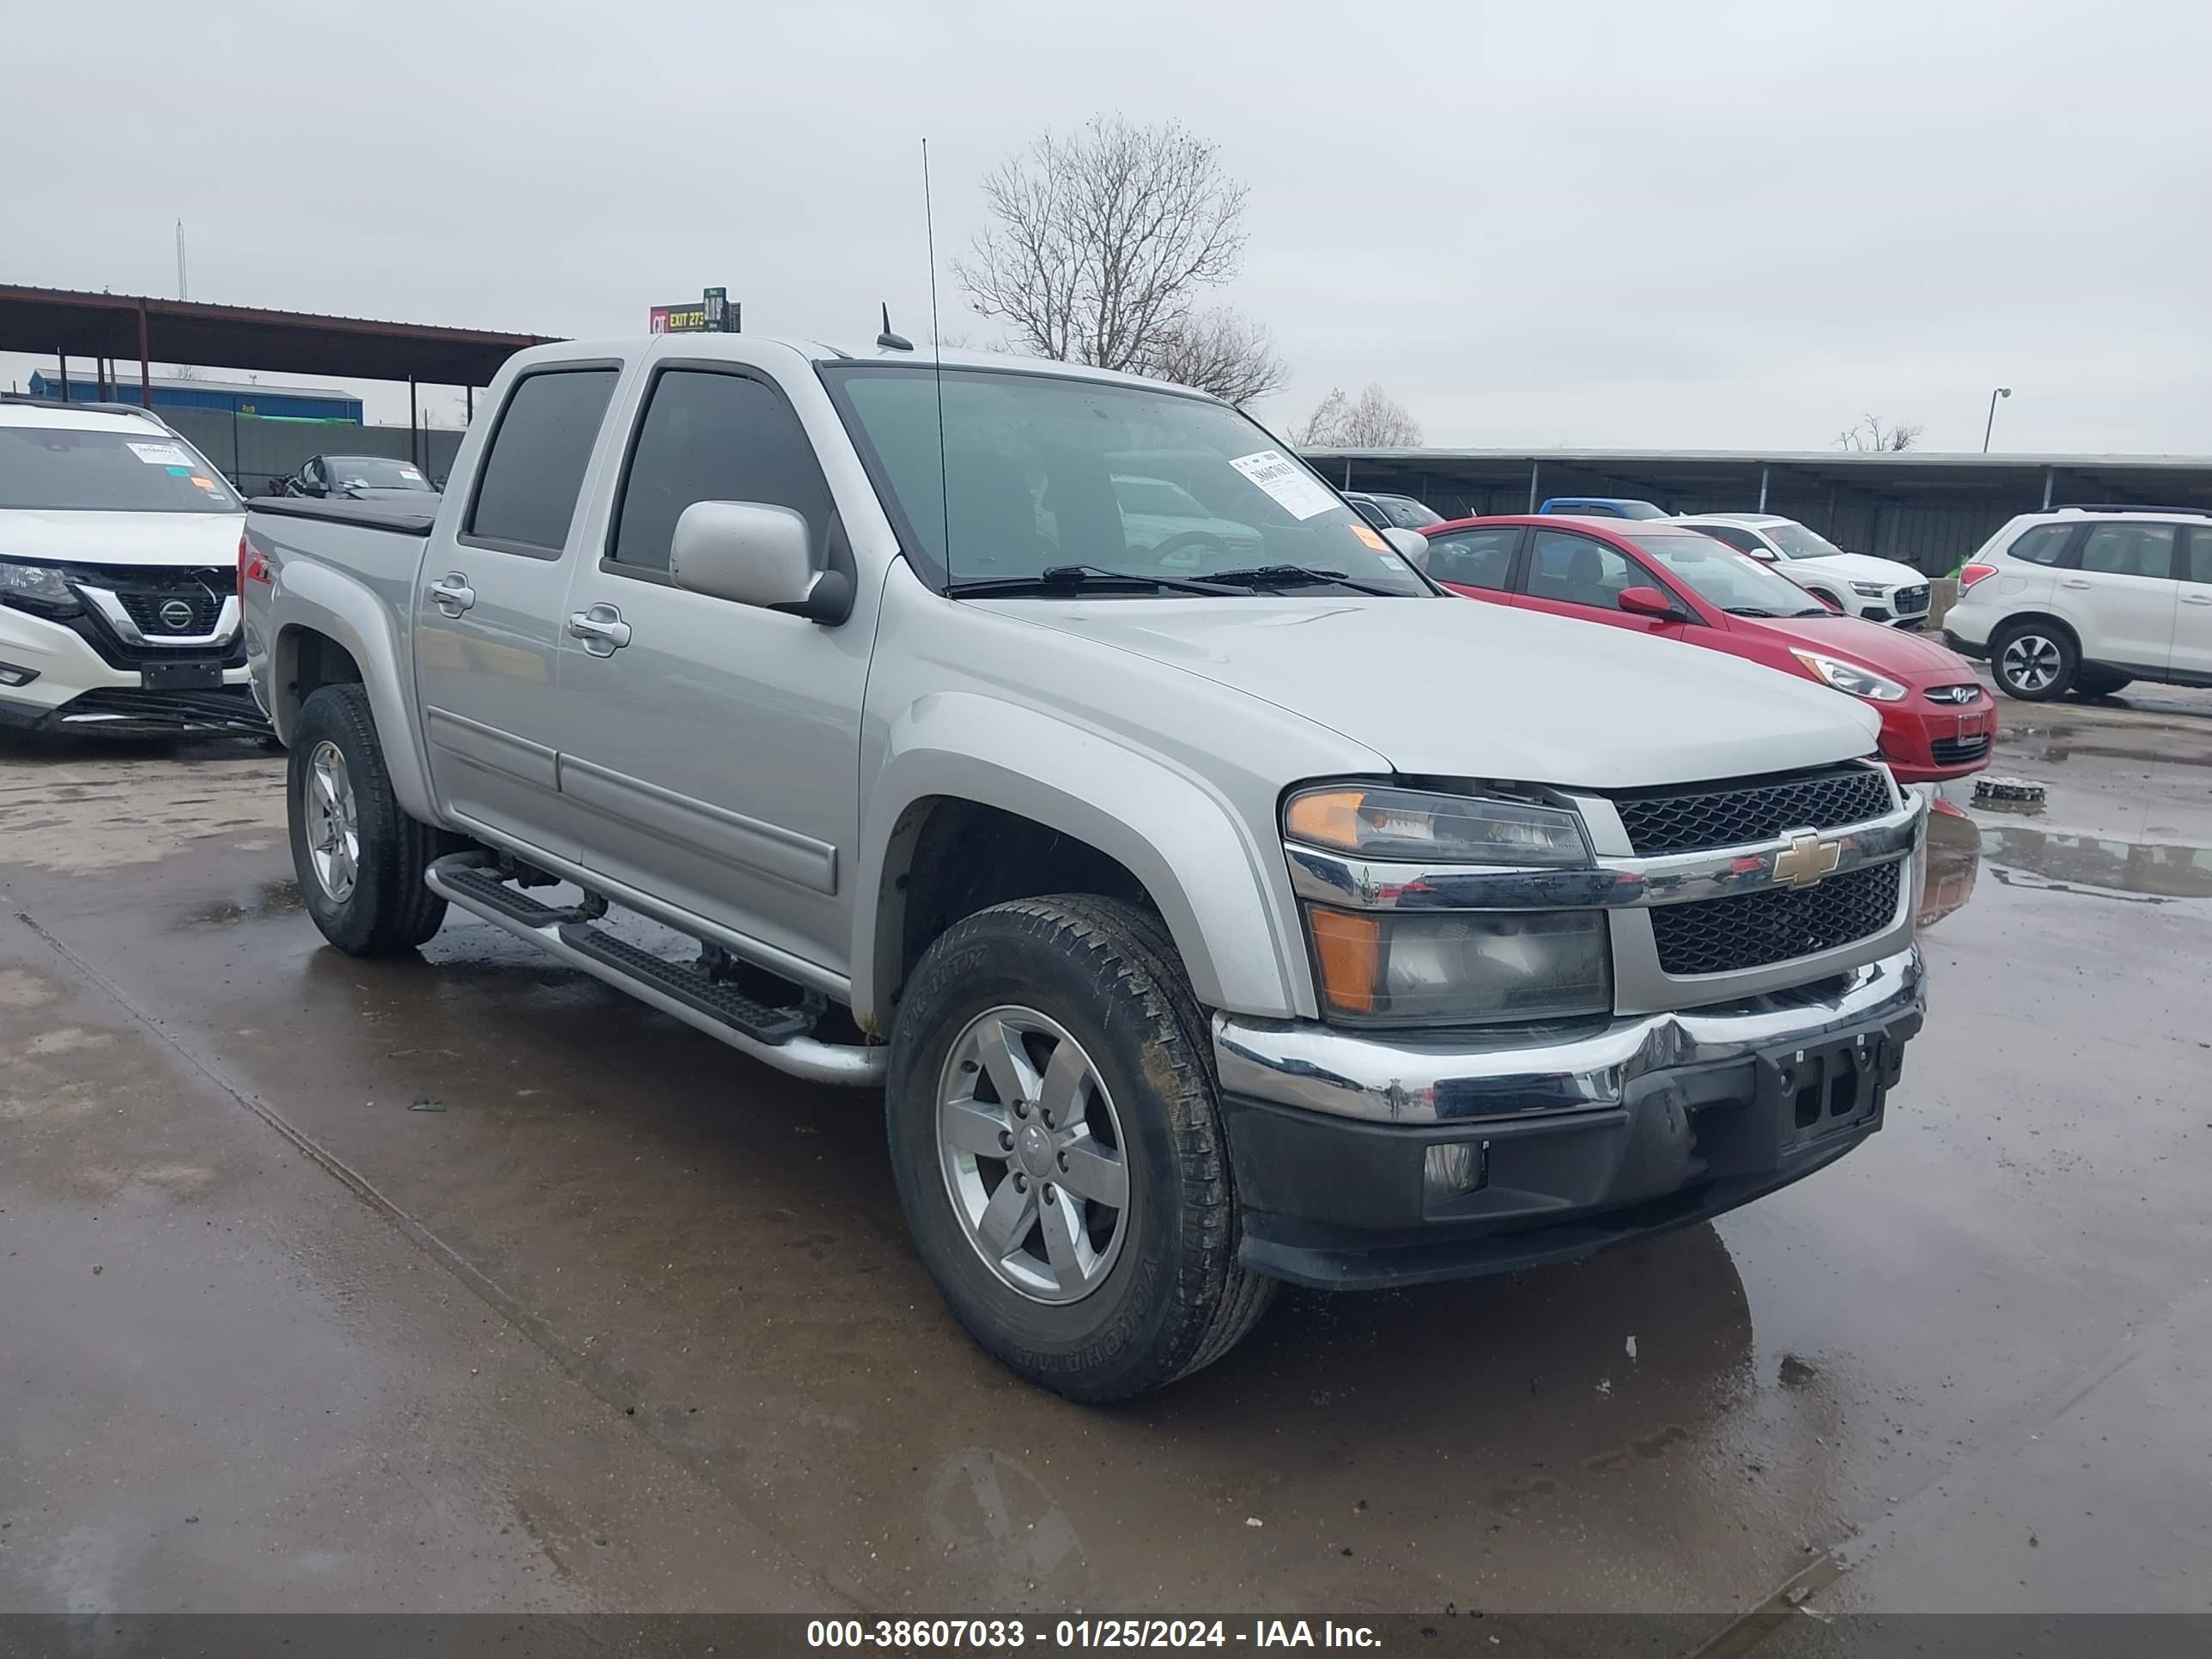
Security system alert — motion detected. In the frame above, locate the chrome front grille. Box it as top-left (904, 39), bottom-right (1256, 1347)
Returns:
top-left (1611, 765), bottom-right (1894, 857)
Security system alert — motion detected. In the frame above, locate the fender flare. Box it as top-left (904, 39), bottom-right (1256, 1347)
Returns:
top-left (852, 692), bottom-right (1312, 1029)
top-left (269, 560), bottom-right (437, 823)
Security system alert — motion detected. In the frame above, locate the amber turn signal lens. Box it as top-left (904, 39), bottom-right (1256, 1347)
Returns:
top-left (1283, 789), bottom-right (1368, 852)
top-left (1308, 908), bottom-right (1382, 1014)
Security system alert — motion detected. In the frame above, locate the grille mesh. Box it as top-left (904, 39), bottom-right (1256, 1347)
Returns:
top-left (1652, 863), bottom-right (1900, 976)
top-left (1893, 585), bottom-right (1930, 614)
top-left (118, 591), bottom-right (222, 634)
top-left (1930, 734), bottom-right (1990, 766)
top-left (1613, 766), bottom-right (1892, 856)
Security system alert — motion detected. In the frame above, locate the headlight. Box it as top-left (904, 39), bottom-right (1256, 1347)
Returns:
top-left (0, 559), bottom-right (85, 617)
top-left (1306, 907), bottom-right (1611, 1025)
top-left (1790, 648), bottom-right (1906, 702)
top-left (1285, 785), bottom-right (1589, 866)
top-left (1848, 580), bottom-right (1890, 598)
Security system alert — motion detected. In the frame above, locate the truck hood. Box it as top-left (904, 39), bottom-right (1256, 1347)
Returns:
top-left (985, 596), bottom-right (1882, 789)
top-left (0, 507), bottom-right (244, 569)
top-left (1789, 551), bottom-right (1925, 588)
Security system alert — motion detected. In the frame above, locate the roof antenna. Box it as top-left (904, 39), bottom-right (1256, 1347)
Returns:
top-left (877, 303), bottom-right (913, 352)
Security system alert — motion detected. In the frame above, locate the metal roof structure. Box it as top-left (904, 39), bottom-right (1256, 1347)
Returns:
top-left (0, 283), bottom-right (560, 391)
top-left (29, 368), bottom-right (364, 403)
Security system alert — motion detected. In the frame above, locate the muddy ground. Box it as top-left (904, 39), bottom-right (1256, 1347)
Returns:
top-left (3, 684), bottom-right (2208, 1648)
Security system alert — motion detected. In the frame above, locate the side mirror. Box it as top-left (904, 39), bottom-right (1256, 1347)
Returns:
top-left (671, 500), bottom-right (852, 623)
top-left (1617, 585), bottom-right (1680, 620)
top-left (1382, 526), bottom-right (1431, 569)
top-left (1747, 546), bottom-right (1778, 562)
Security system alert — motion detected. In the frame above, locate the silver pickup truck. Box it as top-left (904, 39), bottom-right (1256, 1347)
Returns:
top-left (243, 336), bottom-right (1928, 1400)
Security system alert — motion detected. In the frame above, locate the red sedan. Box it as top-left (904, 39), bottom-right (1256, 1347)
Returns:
top-left (1419, 515), bottom-right (1996, 782)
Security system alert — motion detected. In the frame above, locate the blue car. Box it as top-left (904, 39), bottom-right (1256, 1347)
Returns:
top-left (1539, 496), bottom-right (1668, 520)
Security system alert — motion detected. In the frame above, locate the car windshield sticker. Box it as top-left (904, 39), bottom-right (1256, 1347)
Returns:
top-left (1349, 521), bottom-right (1389, 552)
top-left (1228, 449), bottom-right (1338, 521)
top-left (128, 441), bottom-right (194, 467)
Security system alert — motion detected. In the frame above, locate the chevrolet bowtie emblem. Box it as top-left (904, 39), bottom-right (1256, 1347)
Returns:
top-left (1773, 831), bottom-right (1842, 889)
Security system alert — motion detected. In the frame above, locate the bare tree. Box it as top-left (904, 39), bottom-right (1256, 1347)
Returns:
top-left (955, 116), bottom-right (1279, 398)
top-left (1291, 383), bottom-right (1423, 448)
top-left (1836, 413), bottom-right (1924, 452)
top-left (1133, 307), bottom-right (1285, 406)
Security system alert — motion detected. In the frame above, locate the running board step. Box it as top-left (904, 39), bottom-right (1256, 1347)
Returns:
top-left (433, 863), bottom-right (584, 928)
top-left (557, 922), bottom-right (811, 1043)
top-left (422, 854), bottom-right (884, 1087)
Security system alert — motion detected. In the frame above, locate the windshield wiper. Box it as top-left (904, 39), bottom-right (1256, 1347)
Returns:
top-left (1203, 563), bottom-right (1395, 597)
top-left (1723, 606), bottom-right (1778, 617)
top-left (945, 563), bottom-right (1234, 599)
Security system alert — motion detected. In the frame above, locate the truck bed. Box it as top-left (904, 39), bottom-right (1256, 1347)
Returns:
top-left (246, 496), bottom-right (439, 538)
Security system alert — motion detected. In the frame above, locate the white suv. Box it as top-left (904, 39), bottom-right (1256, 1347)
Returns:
top-left (1943, 507), bottom-right (2212, 701)
top-left (0, 398), bottom-right (264, 738)
top-left (1671, 513), bottom-right (1931, 627)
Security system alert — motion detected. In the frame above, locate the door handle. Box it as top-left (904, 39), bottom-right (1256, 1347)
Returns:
top-left (567, 603), bottom-right (632, 656)
top-left (2185, 593), bottom-right (2212, 605)
top-left (428, 573), bottom-right (475, 617)
top-left (2059, 579), bottom-right (2093, 590)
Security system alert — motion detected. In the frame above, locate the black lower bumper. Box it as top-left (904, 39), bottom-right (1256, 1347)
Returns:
top-left (0, 684), bottom-right (270, 738)
top-left (1942, 630), bottom-right (1990, 662)
top-left (1223, 1006), bottom-right (1921, 1291)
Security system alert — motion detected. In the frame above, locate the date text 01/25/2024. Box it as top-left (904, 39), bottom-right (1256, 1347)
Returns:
top-left (806, 1620), bottom-right (1383, 1650)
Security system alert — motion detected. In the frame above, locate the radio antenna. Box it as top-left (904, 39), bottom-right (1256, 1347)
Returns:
top-left (922, 137), bottom-right (950, 568)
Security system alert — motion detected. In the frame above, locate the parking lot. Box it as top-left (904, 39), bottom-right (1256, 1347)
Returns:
top-left (3, 680), bottom-right (2207, 1642)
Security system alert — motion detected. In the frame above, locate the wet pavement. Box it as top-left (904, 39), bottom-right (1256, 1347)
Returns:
top-left (3, 685), bottom-right (2209, 1641)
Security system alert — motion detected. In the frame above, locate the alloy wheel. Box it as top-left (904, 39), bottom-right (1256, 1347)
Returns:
top-left (303, 740), bottom-right (360, 903)
top-left (2000, 633), bottom-right (2063, 693)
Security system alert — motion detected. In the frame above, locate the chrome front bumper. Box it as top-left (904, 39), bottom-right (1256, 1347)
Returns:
top-left (1214, 945), bottom-right (1925, 1126)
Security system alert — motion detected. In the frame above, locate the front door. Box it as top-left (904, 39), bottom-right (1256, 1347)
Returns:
top-left (416, 364), bottom-right (622, 862)
top-left (2057, 520), bottom-right (2181, 673)
top-left (1515, 527), bottom-right (1682, 637)
top-left (555, 363), bottom-right (871, 983)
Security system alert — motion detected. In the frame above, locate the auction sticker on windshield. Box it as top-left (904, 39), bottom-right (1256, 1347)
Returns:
top-left (1230, 449), bottom-right (1338, 520)
top-left (126, 441), bottom-right (194, 467)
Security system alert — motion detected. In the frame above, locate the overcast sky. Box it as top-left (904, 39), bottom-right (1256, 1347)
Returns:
top-left (9, 1), bottom-right (2208, 453)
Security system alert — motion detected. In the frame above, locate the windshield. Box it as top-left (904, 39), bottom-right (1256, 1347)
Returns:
top-left (822, 365), bottom-right (1430, 597)
top-left (1374, 494), bottom-right (1445, 528)
top-left (326, 456), bottom-right (433, 490)
top-left (1627, 534), bottom-right (1827, 616)
top-left (1765, 520), bottom-right (1847, 560)
top-left (0, 424), bottom-right (239, 514)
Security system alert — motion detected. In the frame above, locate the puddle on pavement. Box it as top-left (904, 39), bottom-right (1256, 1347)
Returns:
top-left (1917, 810), bottom-right (1981, 928)
top-left (176, 878), bottom-right (307, 929)
top-left (1976, 823), bottom-right (2212, 901)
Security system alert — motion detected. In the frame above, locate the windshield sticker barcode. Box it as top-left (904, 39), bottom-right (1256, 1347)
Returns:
top-left (1229, 449), bottom-right (1339, 521)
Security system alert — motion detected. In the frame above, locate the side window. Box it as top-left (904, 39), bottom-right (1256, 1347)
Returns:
top-left (1527, 531), bottom-right (1641, 608)
top-left (2007, 523), bottom-right (2073, 566)
top-left (2076, 522), bottom-right (2177, 580)
top-left (1424, 527), bottom-right (1516, 591)
top-left (1695, 524), bottom-right (1764, 554)
top-left (2184, 526), bottom-right (2212, 586)
top-left (611, 369), bottom-right (836, 574)
top-left (1349, 497), bottom-right (1389, 531)
top-left (465, 368), bottom-right (619, 556)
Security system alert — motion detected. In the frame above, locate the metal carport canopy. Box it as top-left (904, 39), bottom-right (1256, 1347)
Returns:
top-left (0, 283), bottom-right (561, 391)
top-left (1303, 447), bottom-right (2212, 508)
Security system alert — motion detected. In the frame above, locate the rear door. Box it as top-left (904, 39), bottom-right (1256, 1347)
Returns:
top-left (2058, 520), bottom-right (2182, 672)
top-left (554, 359), bottom-right (872, 981)
top-left (1514, 527), bottom-right (1682, 637)
top-left (416, 362), bottom-right (621, 860)
top-left (2172, 526), bottom-right (2212, 682)
top-left (1423, 525), bottom-right (1522, 606)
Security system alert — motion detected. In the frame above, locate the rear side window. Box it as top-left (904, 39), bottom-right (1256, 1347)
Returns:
top-left (2076, 522), bottom-right (2176, 580)
top-left (2185, 526), bottom-right (2212, 586)
top-left (611, 369), bottom-right (836, 574)
top-left (1424, 527), bottom-right (1516, 590)
top-left (1691, 523), bottom-right (1764, 554)
top-left (2006, 523), bottom-right (2072, 566)
top-left (465, 368), bottom-right (618, 555)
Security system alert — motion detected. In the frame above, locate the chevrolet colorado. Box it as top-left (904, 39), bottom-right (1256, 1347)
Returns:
top-left (243, 336), bottom-right (1928, 1400)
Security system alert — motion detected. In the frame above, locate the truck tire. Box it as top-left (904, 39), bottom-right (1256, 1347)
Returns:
top-left (886, 895), bottom-right (1276, 1401)
top-left (1990, 619), bottom-right (2077, 701)
top-left (287, 684), bottom-right (450, 956)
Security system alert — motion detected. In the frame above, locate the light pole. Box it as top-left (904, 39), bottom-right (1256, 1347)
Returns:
top-left (1983, 386), bottom-right (2012, 453)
